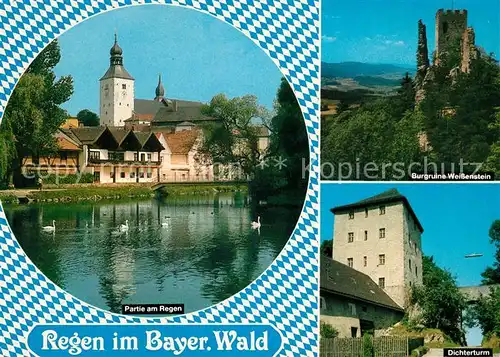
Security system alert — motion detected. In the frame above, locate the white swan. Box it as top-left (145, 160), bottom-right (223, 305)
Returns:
top-left (119, 220), bottom-right (129, 232)
top-left (251, 216), bottom-right (261, 229)
top-left (42, 220), bottom-right (56, 232)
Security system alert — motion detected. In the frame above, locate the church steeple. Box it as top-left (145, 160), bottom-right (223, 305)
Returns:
top-left (100, 33), bottom-right (134, 81)
top-left (110, 32), bottom-right (124, 66)
top-left (154, 74), bottom-right (165, 101)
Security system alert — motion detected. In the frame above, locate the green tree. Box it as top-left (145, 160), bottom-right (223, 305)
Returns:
top-left (481, 220), bottom-right (500, 285)
top-left (395, 72), bottom-right (416, 114)
top-left (465, 286), bottom-right (500, 338)
top-left (77, 109), bottom-right (99, 127)
top-left (411, 256), bottom-right (467, 344)
top-left (2, 39), bottom-right (73, 186)
top-left (336, 100), bottom-right (349, 114)
top-left (0, 124), bottom-right (14, 186)
top-left (269, 77), bottom-right (309, 190)
top-left (421, 51), bottom-right (500, 166)
top-left (198, 94), bottom-right (269, 178)
top-left (321, 239), bottom-right (333, 257)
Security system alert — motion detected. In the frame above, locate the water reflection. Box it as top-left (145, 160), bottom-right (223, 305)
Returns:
top-left (5, 193), bottom-right (298, 314)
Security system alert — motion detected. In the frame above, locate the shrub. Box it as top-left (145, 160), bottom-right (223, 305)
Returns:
top-left (320, 322), bottom-right (338, 339)
top-left (41, 173), bottom-right (94, 185)
top-left (411, 346), bottom-right (429, 357)
top-left (363, 334), bottom-right (374, 357)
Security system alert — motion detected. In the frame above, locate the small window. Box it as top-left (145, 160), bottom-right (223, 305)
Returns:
top-left (130, 172), bottom-right (135, 179)
top-left (122, 84), bottom-right (126, 89)
top-left (120, 172), bottom-right (125, 178)
top-left (349, 211), bottom-right (354, 219)
top-left (59, 152), bottom-right (68, 161)
top-left (409, 259), bottom-right (412, 272)
top-left (379, 277), bottom-right (385, 289)
top-left (348, 303), bottom-right (356, 316)
top-left (416, 266), bottom-right (418, 278)
top-left (364, 230), bottom-right (368, 241)
top-left (347, 258), bottom-right (353, 268)
top-left (139, 171), bottom-right (145, 178)
top-left (379, 205), bottom-right (386, 215)
top-left (147, 153), bottom-right (152, 161)
top-left (147, 172), bottom-right (152, 179)
top-left (362, 306), bottom-right (367, 313)
top-left (443, 21), bottom-right (449, 34)
top-left (410, 281), bottom-right (412, 287)
top-left (348, 232), bottom-right (354, 243)
top-left (379, 228), bottom-right (386, 239)
top-left (104, 84), bottom-right (109, 90)
top-left (363, 256), bottom-right (367, 267)
top-left (320, 297), bottom-right (326, 310)
top-left (379, 254), bottom-right (386, 265)
top-left (134, 153), bottom-right (138, 161)
top-left (365, 208), bottom-right (368, 217)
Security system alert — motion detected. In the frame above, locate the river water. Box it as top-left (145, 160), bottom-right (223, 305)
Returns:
top-left (4, 193), bottom-right (299, 314)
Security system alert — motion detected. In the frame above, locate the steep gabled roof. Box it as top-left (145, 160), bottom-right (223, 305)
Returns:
top-left (163, 130), bottom-right (200, 154)
top-left (62, 126), bottom-right (107, 145)
top-left (152, 106), bottom-right (214, 124)
top-left (56, 137), bottom-right (81, 151)
top-left (331, 188), bottom-right (424, 233)
top-left (134, 99), bottom-right (166, 116)
top-left (135, 132), bottom-right (164, 152)
top-left (321, 256), bottom-right (403, 311)
top-left (108, 127), bottom-right (131, 146)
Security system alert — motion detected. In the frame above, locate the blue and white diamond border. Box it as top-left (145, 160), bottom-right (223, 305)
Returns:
top-left (0, 1), bottom-right (320, 356)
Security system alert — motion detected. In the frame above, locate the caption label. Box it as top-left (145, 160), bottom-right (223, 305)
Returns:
top-left (27, 323), bottom-right (282, 356)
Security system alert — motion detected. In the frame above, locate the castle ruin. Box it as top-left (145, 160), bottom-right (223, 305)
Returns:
top-left (415, 9), bottom-right (478, 103)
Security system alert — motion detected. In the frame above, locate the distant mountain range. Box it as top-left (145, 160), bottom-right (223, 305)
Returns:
top-left (322, 61), bottom-right (416, 78)
top-left (321, 61), bottom-right (416, 89)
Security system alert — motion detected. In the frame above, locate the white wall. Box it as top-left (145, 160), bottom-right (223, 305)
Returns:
top-left (99, 77), bottom-right (134, 127)
top-left (333, 202), bottom-right (408, 307)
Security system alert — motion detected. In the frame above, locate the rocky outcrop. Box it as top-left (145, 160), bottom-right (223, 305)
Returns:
top-left (415, 20), bottom-right (430, 103)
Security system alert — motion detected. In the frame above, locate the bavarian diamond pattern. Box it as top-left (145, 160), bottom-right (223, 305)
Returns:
top-left (0, 1), bottom-right (320, 356)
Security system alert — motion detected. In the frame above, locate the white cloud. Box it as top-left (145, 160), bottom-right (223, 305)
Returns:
top-left (322, 35), bottom-right (337, 42)
top-left (382, 39), bottom-right (406, 46)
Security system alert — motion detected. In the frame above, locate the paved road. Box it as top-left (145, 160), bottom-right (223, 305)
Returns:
top-left (425, 348), bottom-right (500, 356)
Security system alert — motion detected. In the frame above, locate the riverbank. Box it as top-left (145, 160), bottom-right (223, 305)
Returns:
top-left (0, 183), bottom-right (248, 204)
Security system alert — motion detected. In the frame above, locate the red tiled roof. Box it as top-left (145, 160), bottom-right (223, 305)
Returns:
top-left (163, 130), bottom-right (200, 154)
top-left (57, 137), bottom-right (81, 151)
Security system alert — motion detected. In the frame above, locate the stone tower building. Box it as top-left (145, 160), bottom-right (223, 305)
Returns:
top-left (415, 9), bottom-right (477, 104)
top-left (330, 189), bottom-right (424, 308)
top-left (99, 34), bottom-right (135, 127)
top-left (435, 9), bottom-right (468, 63)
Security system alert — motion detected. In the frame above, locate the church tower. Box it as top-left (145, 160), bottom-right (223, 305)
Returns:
top-left (99, 34), bottom-right (135, 127)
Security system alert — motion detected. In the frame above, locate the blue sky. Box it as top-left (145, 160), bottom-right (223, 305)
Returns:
top-left (322, 0), bottom-right (500, 65)
top-left (320, 183), bottom-right (500, 288)
top-left (53, 5), bottom-right (283, 116)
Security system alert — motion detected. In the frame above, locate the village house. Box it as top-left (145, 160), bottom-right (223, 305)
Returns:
top-left (22, 34), bottom-right (269, 184)
top-left (59, 126), bottom-right (164, 183)
top-left (320, 256), bottom-right (404, 338)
